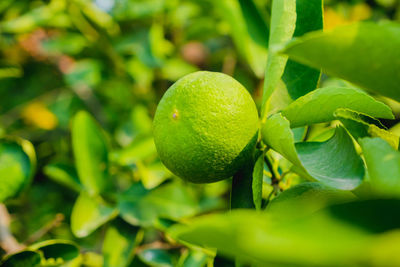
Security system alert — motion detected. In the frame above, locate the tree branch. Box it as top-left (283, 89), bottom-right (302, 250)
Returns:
top-left (0, 204), bottom-right (25, 254)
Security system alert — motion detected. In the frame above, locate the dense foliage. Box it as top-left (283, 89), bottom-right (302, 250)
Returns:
top-left (1, 0), bottom-right (400, 266)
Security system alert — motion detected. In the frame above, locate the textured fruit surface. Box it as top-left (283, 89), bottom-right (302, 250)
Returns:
top-left (153, 71), bottom-right (259, 183)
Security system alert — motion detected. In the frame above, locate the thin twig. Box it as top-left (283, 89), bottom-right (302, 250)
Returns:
top-left (0, 204), bottom-right (25, 254)
top-left (24, 213), bottom-right (65, 245)
top-left (135, 241), bottom-right (183, 254)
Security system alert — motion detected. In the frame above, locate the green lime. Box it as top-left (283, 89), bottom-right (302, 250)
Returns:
top-left (153, 71), bottom-right (259, 183)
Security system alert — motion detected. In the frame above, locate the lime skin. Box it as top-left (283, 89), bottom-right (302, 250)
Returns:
top-left (153, 71), bottom-right (259, 183)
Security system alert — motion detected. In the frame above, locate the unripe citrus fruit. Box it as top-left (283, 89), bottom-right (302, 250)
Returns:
top-left (153, 71), bottom-right (259, 183)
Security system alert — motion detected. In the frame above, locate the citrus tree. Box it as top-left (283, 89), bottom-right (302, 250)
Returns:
top-left (1, 0), bottom-right (400, 266)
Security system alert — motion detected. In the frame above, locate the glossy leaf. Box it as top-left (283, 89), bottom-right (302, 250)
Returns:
top-left (29, 239), bottom-right (80, 263)
top-left (71, 192), bottom-right (117, 238)
top-left (262, 114), bottom-right (364, 190)
top-left (0, 139), bottom-right (36, 202)
top-left (334, 109), bottom-right (399, 149)
top-left (102, 219), bottom-right (140, 267)
top-left (261, 113), bottom-right (302, 167)
top-left (261, 0), bottom-right (296, 117)
top-left (281, 87), bottom-right (394, 128)
top-left (281, 0), bottom-right (323, 100)
top-left (137, 249), bottom-right (174, 267)
top-left (296, 127), bottom-right (364, 190)
top-left (0, 251), bottom-right (41, 267)
top-left (119, 182), bottom-right (198, 227)
top-left (360, 137), bottom-right (400, 197)
top-left (72, 111), bottom-right (109, 196)
top-left (282, 22), bottom-right (400, 101)
top-left (262, 0), bottom-right (323, 118)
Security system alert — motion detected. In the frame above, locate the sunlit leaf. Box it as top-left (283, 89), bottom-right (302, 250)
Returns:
top-left (262, 114), bottom-right (364, 190)
top-left (72, 111), bottom-right (109, 196)
top-left (0, 138), bottom-right (35, 202)
top-left (71, 192), bottom-right (117, 238)
top-left (281, 87), bottom-right (394, 128)
top-left (102, 219), bottom-right (140, 267)
top-left (282, 22), bottom-right (400, 101)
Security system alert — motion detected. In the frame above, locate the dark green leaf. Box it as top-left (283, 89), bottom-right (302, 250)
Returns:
top-left (281, 0), bottom-right (323, 100)
top-left (231, 160), bottom-right (255, 209)
top-left (29, 239), bottom-right (80, 262)
top-left (262, 115), bottom-right (364, 190)
top-left (0, 251), bottom-right (41, 267)
top-left (72, 111), bottom-right (109, 196)
top-left (295, 127), bottom-right (364, 190)
top-left (215, 0), bottom-right (268, 77)
top-left (137, 249), bottom-right (174, 267)
top-left (282, 22), bottom-right (400, 101)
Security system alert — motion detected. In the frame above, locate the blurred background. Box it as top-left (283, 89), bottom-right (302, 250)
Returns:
top-left (1, 0), bottom-right (400, 266)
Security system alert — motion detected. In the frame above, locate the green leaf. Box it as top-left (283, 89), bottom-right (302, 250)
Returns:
top-left (237, 0), bottom-right (270, 48)
top-left (360, 137), bottom-right (400, 197)
top-left (262, 0), bottom-right (323, 118)
top-left (261, 113), bottom-right (302, 167)
top-left (119, 182), bottom-right (198, 227)
top-left (137, 249), bottom-right (174, 267)
top-left (72, 111), bottom-right (109, 196)
top-left (102, 219), bottom-right (140, 267)
top-left (111, 137), bottom-right (156, 166)
top-left (252, 154), bottom-right (264, 210)
top-left (0, 138), bottom-right (36, 202)
top-left (282, 22), bottom-right (400, 101)
top-left (43, 162), bottom-right (82, 192)
top-left (281, 87), bottom-right (394, 128)
top-left (295, 127), bottom-right (364, 190)
top-left (71, 192), bottom-right (117, 238)
top-left (261, 0), bottom-right (296, 117)
top-left (266, 182), bottom-right (356, 220)
top-left (262, 114), bottom-right (364, 190)
top-left (281, 0), bottom-right (323, 100)
top-left (0, 251), bottom-right (41, 267)
top-left (180, 250), bottom-right (209, 267)
top-left (334, 109), bottom-right (399, 149)
top-left (29, 239), bottom-right (80, 263)
top-left (215, 0), bottom-right (268, 77)
top-left (170, 201), bottom-right (400, 266)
